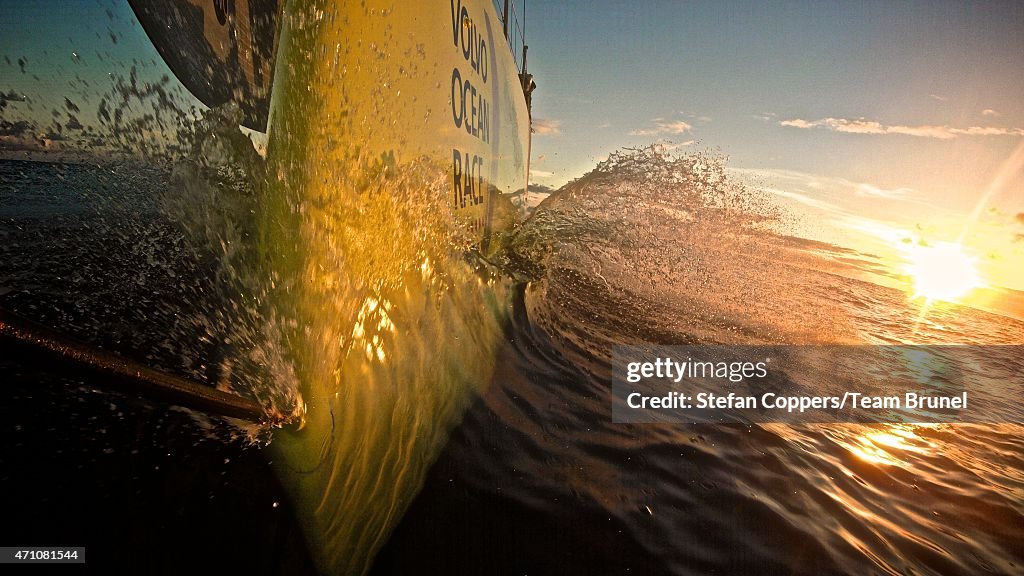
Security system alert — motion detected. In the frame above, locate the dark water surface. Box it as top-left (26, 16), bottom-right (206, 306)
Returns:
top-left (2, 157), bottom-right (1022, 575)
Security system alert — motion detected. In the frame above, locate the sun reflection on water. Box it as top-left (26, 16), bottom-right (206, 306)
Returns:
top-left (845, 425), bottom-right (935, 467)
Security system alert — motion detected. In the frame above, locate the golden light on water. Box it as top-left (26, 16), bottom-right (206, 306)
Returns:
top-left (902, 242), bottom-right (983, 304)
top-left (843, 426), bottom-right (935, 468)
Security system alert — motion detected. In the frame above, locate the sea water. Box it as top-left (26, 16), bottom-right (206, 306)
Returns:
top-left (374, 148), bottom-right (1024, 575)
top-left (2, 145), bottom-right (1022, 574)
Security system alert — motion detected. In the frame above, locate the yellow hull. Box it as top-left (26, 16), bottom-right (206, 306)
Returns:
top-left (256, 1), bottom-right (530, 573)
top-left (266, 0), bottom-right (530, 242)
top-left (133, 1), bottom-right (532, 570)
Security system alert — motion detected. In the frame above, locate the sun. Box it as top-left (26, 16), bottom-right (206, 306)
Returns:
top-left (902, 242), bottom-right (983, 303)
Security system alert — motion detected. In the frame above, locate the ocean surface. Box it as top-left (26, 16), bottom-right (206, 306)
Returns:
top-left (1, 152), bottom-right (1022, 575)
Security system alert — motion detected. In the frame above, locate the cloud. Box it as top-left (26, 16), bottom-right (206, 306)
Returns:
top-left (731, 167), bottom-right (915, 205)
top-left (629, 118), bottom-right (692, 137)
top-left (597, 121), bottom-right (611, 129)
top-left (677, 111), bottom-right (712, 123)
top-left (1016, 213), bottom-right (1024, 225)
top-left (779, 118), bottom-right (815, 129)
top-left (954, 126), bottom-right (1021, 136)
top-left (982, 109), bottom-right (1000, 117)
top-left (652, 139), bottom-right (695, 152)
top-left (856, 183), bottom-right (913, 199)
top-left (929, 94), bottom-right (948, 101)
top-left (761, 186), bottom-right (842, 213)
top-left (532, 118), bottom-right (561, 136)
top-left (529, 169), bottom-right (554, 178)
top-left (780, 117), bottom-right (1024, 139)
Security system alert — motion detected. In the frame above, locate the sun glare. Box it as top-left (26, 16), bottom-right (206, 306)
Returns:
top-left (902, 242), bottom-right (983, 303)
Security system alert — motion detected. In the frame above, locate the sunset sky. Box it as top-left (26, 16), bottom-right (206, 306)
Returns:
top-left (2, 0), bottom-right (1023, 298)
top-left (524, 1), bottom-right (1024, 295)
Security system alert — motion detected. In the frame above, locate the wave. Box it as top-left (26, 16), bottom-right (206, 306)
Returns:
top-left (375, 146), bottom-right (1024, 575)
